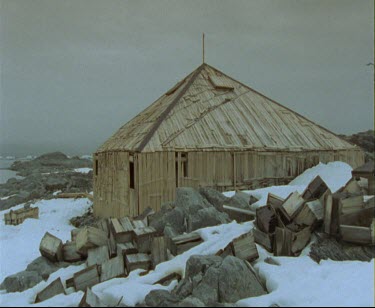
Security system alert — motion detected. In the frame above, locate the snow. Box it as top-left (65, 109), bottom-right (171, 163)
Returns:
top-left (73, 168), bottom-right (92, 174)
top-left (0, 198), bottom-right (92, 282)
top-left (0, 161), bottom-right (373, 307)
top-left (237, 255), bottom-right (374, 307)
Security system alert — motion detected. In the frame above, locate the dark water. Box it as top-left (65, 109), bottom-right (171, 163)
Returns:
top-left (0, 159), bottom-right (24, 184)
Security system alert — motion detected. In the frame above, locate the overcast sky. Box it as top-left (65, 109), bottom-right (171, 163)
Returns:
top-left (0, 0), bottom-right (373, 156)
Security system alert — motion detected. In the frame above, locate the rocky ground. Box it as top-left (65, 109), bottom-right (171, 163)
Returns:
top-left (0, 152), bottom-right (93, 211)
top-left (339, 129), bottom-right (374, 162)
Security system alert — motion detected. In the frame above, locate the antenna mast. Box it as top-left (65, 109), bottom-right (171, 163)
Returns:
top-left (202, 33), bottom-right (205, 63)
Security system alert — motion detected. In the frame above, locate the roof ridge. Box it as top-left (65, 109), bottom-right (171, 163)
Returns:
top-left (136, 63), bottom-right (205, 152)
top-left (203, 63), bottom-right (356, 149)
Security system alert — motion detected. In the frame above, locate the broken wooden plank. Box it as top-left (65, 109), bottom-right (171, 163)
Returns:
top-left (151, 236), bottom-right (168, 268)
top-left (339, 178), bottom-right (362, 194)
top-left (281, 191), bottom-right (305, 220)
top-left (340, 194), bottom-right (364, 215)
top-left (87, 246), bottom-right (110, 267)
top-left (117, 242), bottom-right (138, 256)
top-left (323, 190), bottom-right (333, 234)
top-left (76, 227), bottom-right (108, 256)
top-left (132, 219), bottom-right (147, 230)
top-left (63, 241), bottom-right (82, 263)
top-left (301, 175), bottom-right (329, 201)
top-left (255, 205), bottom-right (277, 234)
top-left (125, 253), bottom-right (151, 273)
top-left (231, 231), bottom-right (259, 262)
top-left (168, 232), bottom-right (203, 256)
top-left (340, 207), bottom-right (374, 227)
top-left (79, 287), bottom-right (107, 307)
top-left (253, 228), bottom-right (273, 253)
top-left (274, 227), bottom-right (293, 257)
top-left (222, 205), bottom-right (255, 223)
top-left (110, 218), bottom-right (133, 243)
top-left (133, 226), bottom-right (157, 254)
top-left (107, 231), bottom-right (117, 258)
top-left (153, 272), bottom-right (182, 286)
top-left (294, 199), bottom-right (323, 227)
top-left (100, 255), bottom-right (126, 282)
top-left (66, 277), bottom-right (75, 289)
top-left (340, 224), bottom-right (374, 245)
top-left (133, 207), bottom-right (155, 226)
top-left (73, 265), bottom-right (100, 292)
top-left (35, 277), bottom-right (65, 303)
top-left (95, 219), bottom-right (110, 238)
top-left (71, 229), bottom-right (80, 242)
top-left (215, 242), bottom-right (235, 258)
top-left (267, 193), bottom-right (285, 209)
top-left (291, 226), bottom-right (311, 255)
top-left (39, 232), bottom-right (63, 262)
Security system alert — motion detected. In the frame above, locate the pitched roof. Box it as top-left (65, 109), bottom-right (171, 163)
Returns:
top-left (97, 63), bottom-right (356, 153)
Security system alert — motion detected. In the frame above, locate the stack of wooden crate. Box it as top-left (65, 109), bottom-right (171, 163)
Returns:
top-left (253, 176), bottom-right (375, 256)
top-left (4, 205), bottom-right (39, 225)
top-left (37, 211), bottom-right (204, 304)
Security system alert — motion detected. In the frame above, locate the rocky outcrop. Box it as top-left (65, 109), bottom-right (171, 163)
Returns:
top-left (339, 130), bottom-right (374, 162)
top-left (144, 255), bottom-right (267, 307)
top-left (149, 188), bottom-right (230, 236)
top-left (10, 152), bottom-right (92, 177)
top-left (0, 256), bottom-right (71, 293)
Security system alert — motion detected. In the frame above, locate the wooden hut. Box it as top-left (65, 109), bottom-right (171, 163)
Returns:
top-left (93, 63), bottom-right (364, 218)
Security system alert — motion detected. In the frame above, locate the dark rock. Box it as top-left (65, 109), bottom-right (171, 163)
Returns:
top-left (187, 207), bottom-right (230, 233)
top-left (178, 296), bottom-right (205, 307)
top-left (45, 176), bottom-right (69, 191)
top-left (0, 270), bottom-right (42, 293)
top-left (26, 257), bottom-right (60, 280)
top-left (150, 206), bottom-right (186, 235)
top-left (309, 233), bottom-right (375, 263)
top-left (175, 188), bottom-right (207, 216)
top-left (226, 192), bottom-right (251, 210)
top-left (145, 290), bottom-right (181, 307)
top-left (218, 256), bottom-right (266, 303)
top-left (198, 188), bottom-right (229, 212)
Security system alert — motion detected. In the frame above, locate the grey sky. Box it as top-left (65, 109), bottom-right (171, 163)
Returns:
top-left (0, 0), bottom-right (373, 156)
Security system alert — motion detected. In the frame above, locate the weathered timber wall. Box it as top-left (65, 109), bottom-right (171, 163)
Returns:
top-left (93, 148), bottom-right (364, 218)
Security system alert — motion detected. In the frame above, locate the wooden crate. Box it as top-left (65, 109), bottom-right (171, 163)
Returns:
top-left (125, 253), bottom-right (151, 273)
top-left (168, 232), bottom-right (203, 256)
top-left (73, 265), bottom-right (100, 292)
top-left (4, 206), bottom-right (39, 225)
top-left (231, 231), bottom-right (259, 262)
top-left (151, 236), bottom-right (168, 268)
top-left (62, 241), bottom-right (82, 263)
top-left (133, 226), bottom-right (157, 254)
top-left (100, 255), bottom-right (126, 282)
top-left (110, 218), bottom-right (134, 243)
top-left (76, 227), bottom-right (108, 256)
top-left (34, 278), bottom-right (65, 303)
top-left (87, 246), bottom-right (110, 267)
top-left (39, 232), bottom-right (63, 262)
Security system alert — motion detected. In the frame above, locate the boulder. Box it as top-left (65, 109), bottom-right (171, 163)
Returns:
top-left (171, 255), bottom-right (267, 305)
top-left (226, 192), bottom-right (251, 210)
top-left (150, 206), bottom-right (186, 235)
top-left (175, 188), bottom-right (207, 216)
top-left (218, 256), bottom-right (266, 303)
top-left (187, 207), bottom-right (230, 233)
top-left (145, 290), bottom-right (181, 307)
top-left (45, 176), bottom-right (69, 191)
top-left (26, 256), bottom-right (60, 280)
top-left (0, 270), bottom-right (42, 293)
top-left (198, 188), bottom-right (229, 212)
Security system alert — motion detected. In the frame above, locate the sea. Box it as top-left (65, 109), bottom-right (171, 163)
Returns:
top-left (0, 157), bottom-right (29, 184)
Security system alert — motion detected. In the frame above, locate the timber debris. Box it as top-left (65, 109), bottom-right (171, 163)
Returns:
top-left (253, 175), bottom-right (375, 256)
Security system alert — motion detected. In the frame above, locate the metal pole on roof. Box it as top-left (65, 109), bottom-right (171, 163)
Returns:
top-left (203, 33), bottom-right (205, 63)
